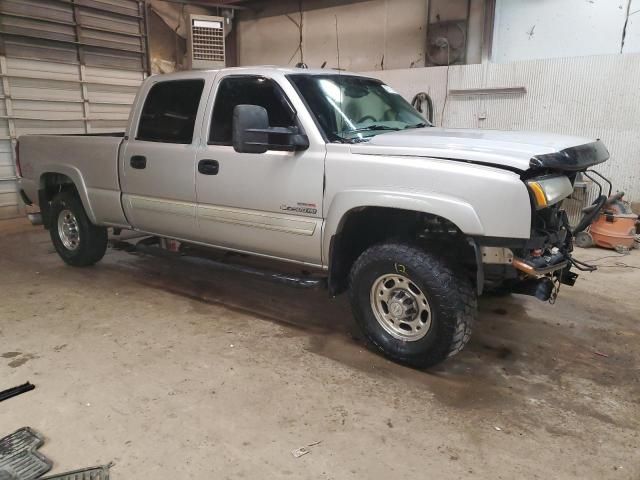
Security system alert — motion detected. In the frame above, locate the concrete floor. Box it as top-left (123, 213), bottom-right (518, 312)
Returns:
top-left (0, 218), bottom-right (638, 479)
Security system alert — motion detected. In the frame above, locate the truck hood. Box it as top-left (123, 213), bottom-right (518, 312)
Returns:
top-left (351, 128), bottom-right (608, 172)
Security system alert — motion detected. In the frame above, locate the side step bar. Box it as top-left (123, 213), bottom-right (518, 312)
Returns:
top-left (113, 238), bottom-right (327, 290)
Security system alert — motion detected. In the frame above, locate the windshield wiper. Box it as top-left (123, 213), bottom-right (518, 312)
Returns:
top-left (341, 124), bottom-right (401, 135)
top-left (404, 122), bottom-right (428, 129)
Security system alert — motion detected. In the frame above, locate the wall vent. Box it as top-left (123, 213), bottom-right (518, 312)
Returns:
top-left (188, 14), bottom-right (226, 69)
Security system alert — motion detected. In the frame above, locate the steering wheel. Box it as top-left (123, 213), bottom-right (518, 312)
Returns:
top-left (357, 115), bottom-right (377, 124)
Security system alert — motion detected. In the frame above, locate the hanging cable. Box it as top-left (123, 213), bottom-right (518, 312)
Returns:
top-left (411, 92), bottom-right (434, 125)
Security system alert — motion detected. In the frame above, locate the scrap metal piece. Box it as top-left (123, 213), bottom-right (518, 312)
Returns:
top-left (480, 246), bottom-right (514, 265)
top-left (0, 427), bottom-right (52, 480)
top-left (291, 447), bottom-right (310, 458)
top-left (41, 463), bottom-right (113, 480)
top-left (0, 383), bottom-right (35, 403)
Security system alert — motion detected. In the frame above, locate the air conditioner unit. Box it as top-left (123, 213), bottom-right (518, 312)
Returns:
top-left (188, 14), bottom-right (226, 69)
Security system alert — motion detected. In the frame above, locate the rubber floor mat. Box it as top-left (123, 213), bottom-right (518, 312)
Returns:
top-left (41, 463), bottom-right (112, 480)
top-left (0, 469), bottom-right (18, 480)
top-left (0, 427), bottom-right (52, 480)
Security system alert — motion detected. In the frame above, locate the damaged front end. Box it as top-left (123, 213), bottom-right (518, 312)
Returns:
top-left (482, 141), bottom-right (611, 302)
top-left (509, 207), bottom-right (580, 303)
top-left (480, 205), bottom-right (580, 303)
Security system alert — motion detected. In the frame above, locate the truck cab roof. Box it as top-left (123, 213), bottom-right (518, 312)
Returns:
top-left (146, 66), bottom-right (365, 82)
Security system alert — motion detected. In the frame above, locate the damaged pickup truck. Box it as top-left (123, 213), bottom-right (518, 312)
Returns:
top-left (16, 67), bottom-right (609, 367)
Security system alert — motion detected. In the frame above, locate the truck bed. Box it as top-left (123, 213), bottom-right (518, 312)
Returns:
top-left (19, 134), bottom-right (129, 227)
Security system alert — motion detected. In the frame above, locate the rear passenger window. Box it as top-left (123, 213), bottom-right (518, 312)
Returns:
top-left (209, 76), bottom-right (296, 145)
top-left (137, 79), bottom-right (204, 144)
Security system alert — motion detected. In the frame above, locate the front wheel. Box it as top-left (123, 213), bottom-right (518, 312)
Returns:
top-left (49, 191), bottom-right (108, 267)
top-left (349, 243), bottom-right (476, 368)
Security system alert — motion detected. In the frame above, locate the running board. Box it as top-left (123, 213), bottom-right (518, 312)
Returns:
top-left (113, 239), bottom-right (327, 290)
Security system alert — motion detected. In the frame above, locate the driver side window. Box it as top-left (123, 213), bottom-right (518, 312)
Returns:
top-left (209, 76), bottom-right (296, 146)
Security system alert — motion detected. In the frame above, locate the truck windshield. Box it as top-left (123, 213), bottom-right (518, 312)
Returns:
top-left (288, 74), bottom-right (428, 143)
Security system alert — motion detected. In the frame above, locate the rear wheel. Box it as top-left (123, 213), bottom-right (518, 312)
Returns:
top-left (349, 243), bottom-right (476, 368)
top-left (49, 191), bottom-right (108, 267)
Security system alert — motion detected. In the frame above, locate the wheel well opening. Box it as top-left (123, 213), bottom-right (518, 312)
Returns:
top-left (39, 173), bottom-right (78, 229)
top-left (328, 207), bottom-right (476, 295)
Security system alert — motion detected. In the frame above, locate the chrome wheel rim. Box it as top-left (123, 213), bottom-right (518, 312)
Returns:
top-left (370, 273), bottom-right (432, 341)
top-left (57, 209), bottom-right (80, 251)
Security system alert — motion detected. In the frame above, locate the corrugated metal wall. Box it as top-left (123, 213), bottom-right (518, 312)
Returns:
top-left (0, 0), bottom-right (148, 219)
top-left (365, 53), bottom-right (640, 203)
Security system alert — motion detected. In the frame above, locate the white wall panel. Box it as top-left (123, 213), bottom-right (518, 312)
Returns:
top-left (13, 119), bottom-right (85, 135)
top-left (12, 100), bottom-right (84, 120)
top-left (78, 10), bottom-right (141, 36)
top-left (90, 119), bottom-right (129, 133)
top-left (1, 0), bottom-right (74, 23)
top-left (0, 140), bottom-right (13, 178)
top-left (6, 58), bottom-right (80, 81)
top-left (493, 0), bottom-right (640, 63)
top-left (625, 0), bottom-right (640, 53)
top-left (86, 85), bottom-right (138, 104)
top-left (9, 78), bottom-right (83, 102)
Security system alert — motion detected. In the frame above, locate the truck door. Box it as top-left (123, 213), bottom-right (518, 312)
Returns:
top-left (194, 74), bottom-right (325, 266)
top-left (120, 77), bottom-right (208, 240)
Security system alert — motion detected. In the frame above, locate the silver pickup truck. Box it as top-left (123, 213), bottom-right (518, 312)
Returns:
top-left (17, 66), bottom-right (609, 367)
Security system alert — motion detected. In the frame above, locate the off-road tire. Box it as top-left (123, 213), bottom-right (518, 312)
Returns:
top-left (49, 191), bottom-right (108, 267)
top-left (348, 242), bottom-right (476, 368)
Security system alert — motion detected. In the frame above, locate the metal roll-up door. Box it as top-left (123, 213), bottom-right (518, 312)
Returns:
top-left (0, 0), bottom-right (148, 219)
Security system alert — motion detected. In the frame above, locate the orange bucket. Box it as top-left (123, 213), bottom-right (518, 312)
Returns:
top-left (589, 213), bottom-right (638, 250)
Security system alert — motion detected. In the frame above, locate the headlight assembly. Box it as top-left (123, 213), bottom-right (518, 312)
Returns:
top-left (526, 175), bottom-right (573, 209)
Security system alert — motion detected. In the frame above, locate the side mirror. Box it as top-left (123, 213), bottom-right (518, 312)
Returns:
top-left (232, 104), bottom-right (309, 154)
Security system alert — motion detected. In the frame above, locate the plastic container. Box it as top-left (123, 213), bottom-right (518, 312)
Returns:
top-left (589, 213), bottom-right (638, 250)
